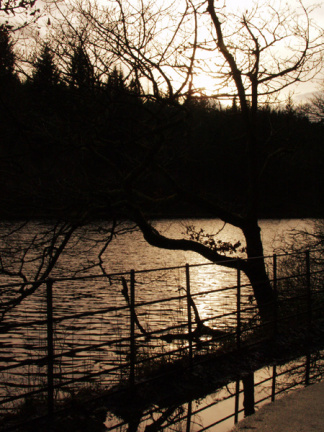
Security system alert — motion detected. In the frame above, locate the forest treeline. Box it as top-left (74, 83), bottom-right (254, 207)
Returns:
top-left (1, 26), bottom-right (323, 221)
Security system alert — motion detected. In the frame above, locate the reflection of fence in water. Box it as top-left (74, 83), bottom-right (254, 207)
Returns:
top-left (102, 351), bottom-right (324, 432)
top-left (0, 249), bottom-right (323, 428)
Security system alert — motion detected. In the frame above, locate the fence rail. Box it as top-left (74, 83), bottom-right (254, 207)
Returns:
top-left (0, 249), bottom-right (324, 431)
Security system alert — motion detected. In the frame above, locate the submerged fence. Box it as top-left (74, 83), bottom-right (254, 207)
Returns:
top-left (0, 249), bottom-right (323, 430)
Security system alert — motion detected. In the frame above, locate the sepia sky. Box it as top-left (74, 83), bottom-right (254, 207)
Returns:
top-left (92, 0), bottom-right (324, 100)
top-left (15, 0), bottom-right (324, 102)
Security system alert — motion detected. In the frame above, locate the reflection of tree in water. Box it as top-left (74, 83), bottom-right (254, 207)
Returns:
top-left (106, 402), bottom-right (193, 432)
top-left (102, 348), bottom-right (324, 432)
top-left (104, 369), bottom-right (245, 431)
top-left (3, 349), bottom-right (321, 431)
top-left (144, 405), bottom-right (187, 432)
top-left (105, 402), bottom-right (188, 432)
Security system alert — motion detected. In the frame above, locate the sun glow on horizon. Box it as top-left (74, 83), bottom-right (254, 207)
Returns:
top-left (17, 0), bottom-right (323, 103)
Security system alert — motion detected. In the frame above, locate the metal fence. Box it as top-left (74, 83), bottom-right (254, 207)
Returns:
top-left (0, 248), bottom-right (323, 430)
top-left (97, 350), bottom-right (324, 432)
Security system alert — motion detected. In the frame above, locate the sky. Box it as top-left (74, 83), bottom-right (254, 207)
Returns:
top-left (289, 0), bottom-right (324, 101)
top-left (194, 0), bottom-right (324, 102)
top-left (8, 0), bottom-right (323, 102)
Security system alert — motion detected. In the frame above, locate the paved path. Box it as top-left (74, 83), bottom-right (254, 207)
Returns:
top-left (230, 381), bottom-right (324, 432)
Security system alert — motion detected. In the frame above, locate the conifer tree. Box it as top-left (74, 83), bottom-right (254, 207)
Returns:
top-left (69, 44), bottom-right (94, 90)
top-left (32, 43), bottom-right (60, 89)
top-left (107, 66), bottom-right (124, 90)
top-left (0, 24), bottom-right (16, 82)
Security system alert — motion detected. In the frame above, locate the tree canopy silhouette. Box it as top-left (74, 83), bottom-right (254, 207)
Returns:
top-left (59, 0), bottom-right (322, 321)
top-left (0, 24), bottom-right (16, 81)
top-left (0, 0), bottom-right (323, 322)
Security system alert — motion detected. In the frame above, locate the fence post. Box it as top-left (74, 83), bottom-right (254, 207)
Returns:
top-left (305, 352), bottom-right (311, 386)
top-left (234, 379), bottom-right (240, 423)
top-left (305, 250), bottom-right (311, 386)
top-left (186, 264), bottom-right (193, 368)
top-left (237, 261), bottom-right (241, 350)
top-left (46, 279), bottom-right (54, 417)
top-left (129, 269), bottom-right (136, 390)
top-left (186, 400), bottom-right (192, 432)
top-left (271, 364), bottom-right (277, 402)
top-left (306, 250), bottom-right (311, 332)
top-left (273, 254), bottom-right (278, 336)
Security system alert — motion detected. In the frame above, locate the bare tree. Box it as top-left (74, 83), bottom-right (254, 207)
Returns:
top-left (44, 0), bottom-right (322, 323)
top-left (0, 219), bottom-right (138, 323)
top-left (0, 0), bottom-right (41, 31)
top-left (301, 82), bottom-right (324, 122)
top-left (1, 0), bottom-right (321, 322)
top-left (1, 0), bottom-right (37, 14)
top-left (0, 221), bottom-right (77, 321)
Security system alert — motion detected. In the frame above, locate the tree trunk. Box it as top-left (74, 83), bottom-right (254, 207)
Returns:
top-left (243, 220), bottom-right (275, 323)
top-left (131, 208), bottom-right (275, 324)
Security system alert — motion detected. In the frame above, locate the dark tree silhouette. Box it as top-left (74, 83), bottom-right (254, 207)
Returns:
top-left (69, 43), bottom-right (95, 90)
top-left (0, 24), bottom-right (15, 81)
top-left (32, 43), bottom-right (60, 89)
top-left (302, 83), bottom-right (324, 123)
top-left (68, 0), bottom-right (323, 322)
top-left (1, 0), bottom-right (323, 324)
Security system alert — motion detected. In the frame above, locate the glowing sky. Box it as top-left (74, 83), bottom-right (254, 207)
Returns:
top-left (93, 0), bottom-right (324, 100)
top-left (24, 0), bottom-right (324, 101)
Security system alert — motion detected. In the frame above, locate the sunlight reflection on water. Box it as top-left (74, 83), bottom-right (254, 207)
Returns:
top-left (0, 218), bottom-right (315, 415)
top-left (98, 218), bottom-right (312, 273)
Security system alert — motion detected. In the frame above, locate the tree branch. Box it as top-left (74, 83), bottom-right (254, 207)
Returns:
top-left (130, 206), bottom-right (248, 273)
